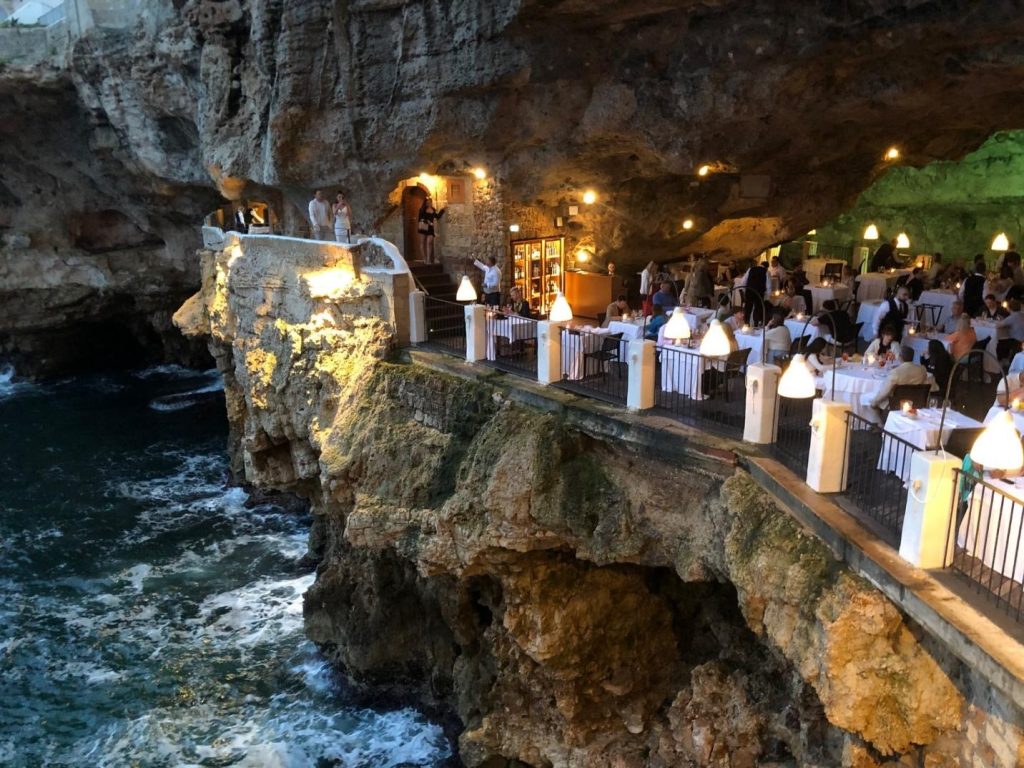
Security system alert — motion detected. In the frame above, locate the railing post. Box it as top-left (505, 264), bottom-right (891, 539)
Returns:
top-left (743, 363), bottom-right (781, 443)
top-left (409, 290), bottom-right (427, 344)
top-left (536, 321), bottom-right (563, 384)
top-left (806, 398), bottom-right (851, 492)
top-left (626, 339), bottom-right (655, 410)
top-left (465, 304), bottom-right (487, 362)
top-left (899, 451), bottom-right (960, 568)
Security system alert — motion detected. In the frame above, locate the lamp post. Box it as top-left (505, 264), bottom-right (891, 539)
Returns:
top-left (935, 349), bottom-right (1023, 470)
top-left (778, 309), bottom-right (843, 401)
top-left (456, 275), bottom-right (478, 303)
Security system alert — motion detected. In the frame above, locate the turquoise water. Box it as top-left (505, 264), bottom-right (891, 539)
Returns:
top-left (0, 365), bottom-right (451, 767)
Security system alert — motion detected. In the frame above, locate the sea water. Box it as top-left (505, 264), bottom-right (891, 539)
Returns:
top-left (0, 365), bottom-right (451, 767)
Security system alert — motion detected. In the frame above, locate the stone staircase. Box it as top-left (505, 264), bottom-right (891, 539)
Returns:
top-left (410, 262), bottom-right (458, 301)
top-left (410, 262), bottom-right (465, 342)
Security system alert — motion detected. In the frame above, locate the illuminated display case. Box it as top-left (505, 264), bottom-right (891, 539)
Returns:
top-left (511, 236), bottom-right (564, 313)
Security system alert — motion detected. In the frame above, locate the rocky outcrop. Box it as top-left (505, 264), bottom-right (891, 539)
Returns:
top-left (177, 240), bottom-right (1024, 766)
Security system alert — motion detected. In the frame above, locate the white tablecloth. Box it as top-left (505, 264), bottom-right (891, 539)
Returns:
top-left (958, 476), bottom-right (1024, 585)
top-left (803, 259), bottom-right (846, 285)
top-left (734, 330), bottom-right (764, 364)
top-left (807, 284), bottom-right (852, 313)
top-left (822, 365), bottom-right (893, 422)
top-left (878, 408), bottom-right (982, 482)
top-left (562, 327), bottom-right (621, 380)
top-left (486, 316), bottom-right (538, 360)
top-left (1010, 352), bottom-right (1024, 374)
top-left (607, 320), bottom-right (644, 340)
top-left (917, 290), bottom-right (959, 328)
top-left (657, 344), bottom-right (723, 399)
top-left (971, 320), bottom-right (1002, 374)
top-left (783, 318), bottom-right (823, 347)
top-left (857, 300), bottom-right (886, 340)
top-left (856, 271), bottom-right (910, 302)
top-left (655, 307), bottom-right (716, 344)
top-left (902, 332), bottom-right (950, 363)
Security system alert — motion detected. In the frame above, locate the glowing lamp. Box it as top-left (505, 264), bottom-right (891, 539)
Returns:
top-left (885, 147), bottom-right (900, 161)
top-left (509, 224), bottom-right (520, 233)
top-left (582, 190), bottom-right (597, 205)
top-left (697, 164), bottom-right (711, 177)
top-left (549, 292), bottom-right (573, 322)
top-left (992, 232), bottom-right (1010, 251)
top-left (699, 319), bottom-right (731, 357)
top-left (970, 410), bottom-right (1024, 472)
top-left (807, 229), bottom-right (817, 235)
top-left (575, 249), bottom-right (591, 263)
top-left (473, 167), bottom-right (486, 180)
top-left (896, 232), bottom-right (910, 249)
top-left (456, 275), bottom-right (477, 302)
top-left (682, 218), bottom-right (694, 230)
top-left (863, 224), bottom-right (879, 241)
top-left (663, 310), bottom-right (691, 342)
top-left (778, 354), bottom-right (817, 399)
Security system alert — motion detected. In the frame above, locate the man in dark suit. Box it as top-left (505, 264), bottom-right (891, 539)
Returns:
top-left (961, 261), bottom-right (987, 317)
top-left (870, 238), bottom-right (899, 272)
top-left (873, 286), bottom-right (911, 341)
top-left (742, 261), bottom-right (768, 325)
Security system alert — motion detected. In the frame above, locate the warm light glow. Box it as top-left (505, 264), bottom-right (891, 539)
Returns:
top-left (970, 410), bottom-right (1024, 472)
top-left (473, 167), bottom-right (486, 180)
top-left (697, 164), bottom-right (711, 177)
top-left (807, 229), bottom-right (817, 235)
top-left (885, 146), bottom-right (900, 161)
top-left (250, 209), bottom-right (265, 225)
top-left (456, 275), bottom-right (477, 302)
top-left (778, 354), bottom-right (817, 399)
top-left (663, 310), bottom-right (691, 342)
top-left (418, 171), bottom-right (430, 180)
top-left (682, 218), bottom-right (695, 230)
top-left (549, 291), bottom-right (573, 322)
top-left (582, 190), bottom-right (597, 205)
top-left (863, 224), bottom-right (879, 240)
top-left (699, 319), bottom-right (731, 357)
top-left (901, 400), bottom-right (912, 413)
top-left (304, 266), bottom-right (355, 299)
top-left (896, 232), bottom-right (910, 249)
top-left (992, 232), bottom-right (1010, 251)
top-left (228, 244), bottom-right (243, 263)
top-left (575, 249), bottom-right (591, 263)
top-left (509, 224), bottom-right (520, 233)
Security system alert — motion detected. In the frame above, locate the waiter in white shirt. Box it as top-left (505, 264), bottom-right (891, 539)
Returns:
top-left (307, 190), bottom-right (332, 241)
top-left (473, 256), bottom-right (502, 306)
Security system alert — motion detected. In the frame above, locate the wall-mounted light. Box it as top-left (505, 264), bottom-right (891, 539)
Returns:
top-left (807, 229), bottom-right (817, 235)
top-left (896, 232), bottom-right (910, 249)
top-left (509, 224), bottom-right (520, 233)
top-left (575, 248), bottom-right (591, 263)
top-left (568, 205), bottom-right (579, 216)
top-left (582, 190), bottom-right (597, 205)
top-left (473, 167), bottom-right (486, 180)
top-left (885, 147), bottom-right (900, 161)
top-left (863, 224), bottom-right (879, 241)
top-left (456, 275), bottom-right (477, 302)
top-left (682, 218), bottom-right (695, 231)
top-left (992, 232), bottom-right (1010, 251)
top-left (697, 164), bottom-right (711, 177)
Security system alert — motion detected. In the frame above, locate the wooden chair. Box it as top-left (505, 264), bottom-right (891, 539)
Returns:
top-left (583, 332), bottom-right (624, 378)
top-left (915, 303), bottom-right (942, 330)
top-left (720, 347), bottom-right (752, 402)
top-left (887, 383), bottom-right (932, 416)
top-left (940, 426), bottom-right (984, 457)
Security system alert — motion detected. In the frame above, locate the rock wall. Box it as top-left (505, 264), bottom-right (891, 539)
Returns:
top-left (177, 244), bottom-right (1024, 767)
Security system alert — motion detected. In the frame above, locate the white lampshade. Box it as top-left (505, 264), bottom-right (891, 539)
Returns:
top-left (778, 354), bottom-right (817, 399)
top-left (992, 232), bottom-right (1010, 251)
top-left (699, 319), bottom-right (731, 357)
top-left (970, 410), bottom-right (1024, 472)
top-left (863, 224), bottom-right (879, 241)
top-left (663, 310), bottom-right (691, 341)
top-left (456, 275), bottom-right (477, 302)
top-left (896, 232), bottom-right (910, 249)
top-left (549, 291), bottom-right (573, 322)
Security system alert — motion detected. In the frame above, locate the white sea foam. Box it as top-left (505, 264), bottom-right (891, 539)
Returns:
top-left (132, 364), bottom-right (218, 380)
top-left (148, 376), bottom-right (225, 411)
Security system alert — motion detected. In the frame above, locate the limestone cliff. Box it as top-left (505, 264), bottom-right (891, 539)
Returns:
top-left (177, 239), bottom-right (1024, 767)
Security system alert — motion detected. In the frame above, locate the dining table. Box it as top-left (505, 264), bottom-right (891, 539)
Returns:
top-left (807, 283), bottom-right (852, 313)
top-left (657, 343), bottom-right (724, 399)
top-left (820, 363), bottom-right (934, 424)
top-left (485, 315), bottom-right (538, 361)
top-left (783, 317), bottom-right (823, 347)
top-left (655, 307), bottom-right (716, 344)
top-left (857, 300), bottom-right (887, 341)
top-left (878, 407), bottom-right (982, 482)
top-left (802, 258), bottom-right (846, 285)
top-left (958, 473), bottom-right (1024, 586)
top-left (901, 331), bottom-right (950, 363)
top-left (561, 326), bottom-right (621, 380)
top-left (971, 320), bottom-right (1003, 374)
top-left (916, 289), bottom-right (959, 328)
top-left (855, 270), bottom-right (912, 302)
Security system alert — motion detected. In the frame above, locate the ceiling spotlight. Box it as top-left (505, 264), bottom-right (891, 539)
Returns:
top-left (582, 190), bottom-right (597, 205)
top-left (509, 224), bottom-right (520, 233)
top-left (885, 147), bottom-right (900, 161)
top-left (697, 164), bottom-right (711, 177)
top-left (473, 168), bottom-right (486, 180)
top-left (682, 218), bottom-right (694, 230)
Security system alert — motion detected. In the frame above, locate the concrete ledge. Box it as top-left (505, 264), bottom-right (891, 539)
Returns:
top-left (746, 455), bottom-right (1024, 711)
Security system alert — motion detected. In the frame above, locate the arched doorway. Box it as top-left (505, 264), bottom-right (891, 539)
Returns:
top-left (402, 185), bottom-right (428, 262)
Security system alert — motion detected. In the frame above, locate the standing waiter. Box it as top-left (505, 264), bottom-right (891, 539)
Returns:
top-left (473, 256), bottom-right (503, 307)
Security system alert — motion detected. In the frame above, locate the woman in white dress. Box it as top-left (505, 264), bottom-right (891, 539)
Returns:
top-left (333, 192), bottom-right (352, 243)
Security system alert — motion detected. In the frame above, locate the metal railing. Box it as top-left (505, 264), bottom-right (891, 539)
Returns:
top-left (555, 327), bottom-right (628, 405)
top-left (482, 311), bottom-right (539, 378)
top-left (771, 395), bottom-right (814, 474)
top-left (423, 296), bottom-right (466, 358)
top-left (838, 412), bottom-right (916, 545)
top-left (654, 344), bottom-right (745, 437)
top-left (946, 469), bottom-right (1024, 622)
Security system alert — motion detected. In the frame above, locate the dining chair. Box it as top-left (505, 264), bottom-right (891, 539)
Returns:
top-left (886, 384), bottom-right (932, 417)
top-left (720, 347), bottom-right (752, 402)
top-left (583, 332), bottom-right (624, 379)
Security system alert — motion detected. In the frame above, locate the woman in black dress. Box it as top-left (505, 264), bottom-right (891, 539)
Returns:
top-left (418, 197), bottom-right (445, 264)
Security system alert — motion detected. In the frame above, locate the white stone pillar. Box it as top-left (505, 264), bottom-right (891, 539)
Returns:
top-left (626, 339), bottom-right (655, 411)
top-left (409, 291), bottom-right (427, 344)
top-left (537, 321), bottom-right (563, 384)
top-left (743, 363), bottom-right (782, 444)
top-left (806, 398), bottom-right (851, 492)
top-left (465, 304), bottom-right (487, 362)
top-left (899, 451), bottom-right (961, 568)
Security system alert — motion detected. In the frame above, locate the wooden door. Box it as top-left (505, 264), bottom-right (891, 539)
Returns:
top-left (402, 186), bottom-right (427, 262)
